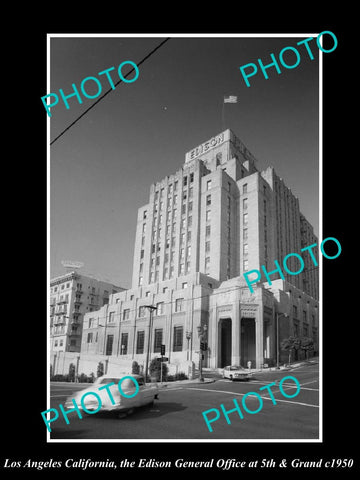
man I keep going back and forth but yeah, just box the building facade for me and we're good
[80,129,319,374]
[50,271,124,352]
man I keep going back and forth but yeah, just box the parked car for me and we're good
[222,365,252,381]
[64,374,159,418]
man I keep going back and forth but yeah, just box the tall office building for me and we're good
[80,129,319,374]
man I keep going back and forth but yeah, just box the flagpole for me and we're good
[222,96,225,130]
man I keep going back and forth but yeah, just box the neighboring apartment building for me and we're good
[80,129,319,372]
[50,271,124,352]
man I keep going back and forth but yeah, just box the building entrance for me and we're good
[240,318,256,367]
[218,318,232,367]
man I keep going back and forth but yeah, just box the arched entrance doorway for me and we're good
[218,318,232,367]
[240,317,256,367]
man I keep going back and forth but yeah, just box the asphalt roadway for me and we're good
[48,363,319,440]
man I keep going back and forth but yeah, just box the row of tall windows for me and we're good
[144,173,194,285]
[88,326,185,355]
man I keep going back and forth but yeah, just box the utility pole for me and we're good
[144,305,157,383]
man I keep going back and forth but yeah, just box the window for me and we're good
[173,326,183,351]
[182,282,188,289]
[120,333,128,355]
[243,198,248,210]
[206,194,211,206]
[205,256,210,273]
[243,259,249,271]
[179,263,185,275]
[227,182,231,192]
[66,282,70,288]
[205,240,210,253]
[175,298,184,312]
[145,291,150,297]
[142,223,146,234]
[190,172,194,183]
[174,180,178,191]
[188,201,193,212]
[303,310,307,322]
[136,330,145,354]
[138,276,143,286]
[87,333,93,343]
[188,216,192,227]
[243,243,248,256]
[108,311,115,323]
[183,176,188,186]
[139,306,146,317]
[123,308,130,320]
[293,305,298,318]
[143,210,147,219]
[243,183,247,194]
[154,329,163,353]
[163,287,168,293]
[189,187,193,198]
[207,179,212,190]
[216,152,222,165]
[156,302,164,315]
[243,228,248,240]
[206,225,211,237]
[243,213,248,225]
[206,210,211,221]
[187,231,192,242]
[54,340,58,347]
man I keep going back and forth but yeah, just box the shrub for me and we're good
[132,361,140,375]
[97,362,104,378]
[149,357,168,381]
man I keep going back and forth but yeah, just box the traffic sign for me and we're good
[156,357,168,362]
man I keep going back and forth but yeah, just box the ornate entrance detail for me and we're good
[218,318,232,368]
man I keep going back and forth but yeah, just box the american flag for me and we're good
[224,95,238,103]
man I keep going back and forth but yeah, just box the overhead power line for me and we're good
[50,37,171,146]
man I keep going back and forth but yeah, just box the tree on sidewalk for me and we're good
[281,336,300,365]
[299,336,314,360]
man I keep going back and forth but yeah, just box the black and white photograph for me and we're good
[2,18,356,475]
[48,34,321,442]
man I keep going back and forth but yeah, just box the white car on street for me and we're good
[222,365,252,381]
[65,374,159,418]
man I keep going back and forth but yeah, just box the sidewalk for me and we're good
[159,357,319,388]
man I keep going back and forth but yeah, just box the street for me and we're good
[49,363,319,440]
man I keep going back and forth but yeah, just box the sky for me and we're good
[49,35,320,289]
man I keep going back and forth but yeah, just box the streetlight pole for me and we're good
[197,324,207,382]
[144,305,157,383]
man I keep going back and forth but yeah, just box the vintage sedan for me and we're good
[222,365,252,381]
[64,374,159,418]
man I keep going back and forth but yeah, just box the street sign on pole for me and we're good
[156,357,168,362]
